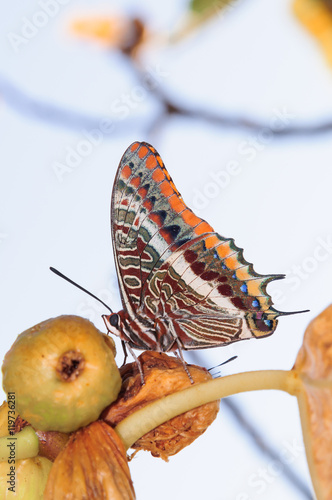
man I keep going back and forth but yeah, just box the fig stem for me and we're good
[115,369,301,450]
[0,426,39,461]
[0,370,302,461]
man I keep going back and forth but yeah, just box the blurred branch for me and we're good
[2,71,332,138]
[0,75,103,131]
[222,398,314,499]
[151,90,332,136]
[188,352,313,499]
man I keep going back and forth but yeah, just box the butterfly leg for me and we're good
[126,343,145,385]
[121,340,128,367]
[174,339,194,384]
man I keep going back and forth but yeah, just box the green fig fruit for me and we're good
[2,316,121,433]
[0,456,52,499]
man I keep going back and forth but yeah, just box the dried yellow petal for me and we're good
[71,16,146,56]
[294,305,332,500]
[293,0,332,66]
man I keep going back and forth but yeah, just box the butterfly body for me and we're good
[103,141,284,354]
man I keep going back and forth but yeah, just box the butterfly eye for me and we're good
[109,314,119,328]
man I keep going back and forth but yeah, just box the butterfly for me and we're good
[101,141,293,376]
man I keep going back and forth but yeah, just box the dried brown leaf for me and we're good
[103,351,220,461]
[44,420,135,499]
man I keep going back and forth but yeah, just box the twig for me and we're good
[0,75,103,131]
[154,93,332,136]
[2,72,332,138]
[126,54,332,137]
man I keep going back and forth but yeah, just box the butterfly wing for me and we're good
[111,141,281,345]
[145,233,282,348]
[171,315,244,349]
[111,141,213,316]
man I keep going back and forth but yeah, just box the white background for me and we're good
[1,0,331,498]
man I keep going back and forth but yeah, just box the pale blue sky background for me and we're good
[1,0,331,498]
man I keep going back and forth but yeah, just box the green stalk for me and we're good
[115,369,301,450]
[0,369,302,462]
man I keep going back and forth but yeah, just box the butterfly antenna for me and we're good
[49,267,113,313]
[208,355,238,372]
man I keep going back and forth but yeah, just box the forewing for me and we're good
[111,141,213,316]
